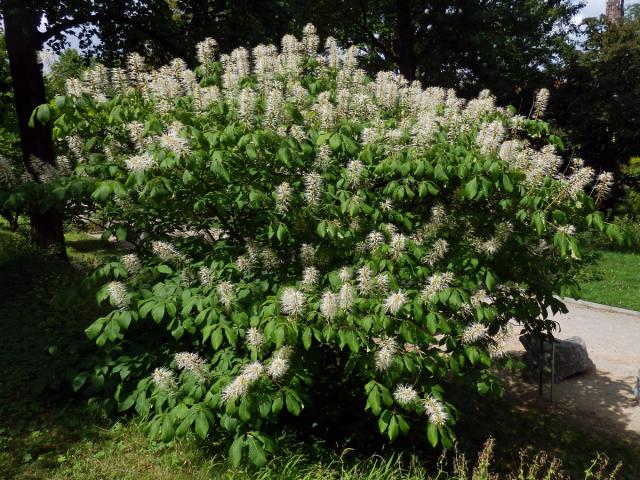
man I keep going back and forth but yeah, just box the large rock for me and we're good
[520,334,595,384]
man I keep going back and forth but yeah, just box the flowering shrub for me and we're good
[40,25,618,466]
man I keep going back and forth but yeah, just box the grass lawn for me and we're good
[578,250,640,312]
[1,226,639,479]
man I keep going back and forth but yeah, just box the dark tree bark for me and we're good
[396,0,416,81]
[2,0,67,257]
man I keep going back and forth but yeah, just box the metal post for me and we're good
[538,335,544,397]
[550,341,555,402]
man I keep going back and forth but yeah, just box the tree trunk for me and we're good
[396,0,417,81]
[1,210,19,231]
[2,0,67,258]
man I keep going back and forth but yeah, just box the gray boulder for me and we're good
[520,334,595,383]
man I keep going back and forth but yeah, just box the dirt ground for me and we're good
[502,299,640,440]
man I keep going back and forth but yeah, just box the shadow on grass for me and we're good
[65,237,112,253]
[0,233,111,478]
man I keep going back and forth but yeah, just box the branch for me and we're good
[39,13,111,42]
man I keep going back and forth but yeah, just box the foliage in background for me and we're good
[47,48,86,97]
[550,10,640,172]
[24,26,622,467]
[0,33,19,161]
[291,0,582,103]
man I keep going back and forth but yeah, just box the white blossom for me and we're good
[394,384,418,406]
[281,288,306,317]
[461,322,489,344]
[320,291,340,321]
[221,374,251,403]
[124,153,156,172]
[151,241,183,262]
[339,283,355,311]
[217,281,235,309]
[304,172,323,205]
[384,290,407,315]
[557,224,576,236]
[121,254,142,276]
[302,266,320,287]
[338,267,352,283]
[374,337,397,371]
[152,367,177,391]
[376,273,390,294]
[533,88,550,118]
[389,233,406,260]
[174,352,208,379]
[423,395,448,426]
[108,281,129,309]
[198,267,212,286]
[314,144,332,171]
[421,272,454,301]
[160,125,190,156]
[367,231,385,252]
[242,361,264,382]
[268,347,293,379]
[268,357,289,380]
[423,239,448,267]
[356,266,374,296]
[246,327,263,350]
[300,244,315,266]
[594,172,614,205]
[275,182,293,214]
[196,37,218,65]
[346,160,365,187]
[476,120,505,155]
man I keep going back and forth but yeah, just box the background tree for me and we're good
[0,32,20,229]
[293,0,582,105]
[47,48,85,96]
[550,7,640,172]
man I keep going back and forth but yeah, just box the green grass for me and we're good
[578,250,640,311]
[0,227,639,479]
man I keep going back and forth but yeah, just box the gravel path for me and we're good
[503,299,640,439]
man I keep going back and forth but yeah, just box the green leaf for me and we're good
[211,328,224,350]
[388,415,399,441]
[72,373,88,392]
[157,265,173,274]
[36,104,51,124]
[229,436,245,467]
[477,381,490,395]
[427,423,439,447]
[273,326,285,347]
[485,271,495,291]
[302,327,312,349]
[285,392,301,416]
[175,414,194,436]
[272,394,284,414]
[329,133,342,150]
[247,436,267,467]
[502,174,513,192]
[397,414,410,434]
[92,182,112,202]
[276,223,287,242]
[194,411,209,439]
[161,417,175,442]
[85,320,103,340]
[151,303,165,323]
[464,177,478,199]
[277,146,291,166]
